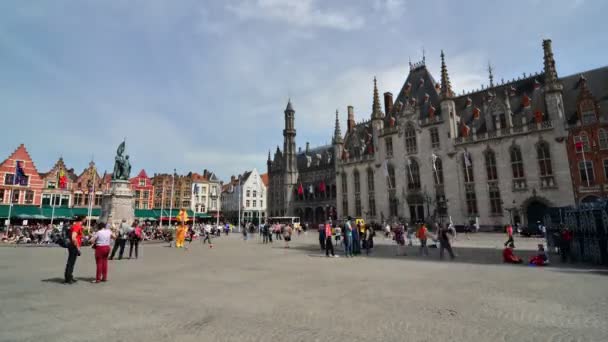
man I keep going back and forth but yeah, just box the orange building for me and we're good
[0,144,44,206]
[130,169,154,209]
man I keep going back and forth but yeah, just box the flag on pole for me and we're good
[14,161,27,185]
[319,180,326,193]
[297,183,304,196]
[574,137,584,151]
[58,168,67,189]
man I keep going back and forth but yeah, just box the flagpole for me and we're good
[237,176,241,232]
[50,197,56,226]
[87,171,96,231]
[160,180,164,229]
[581,140,591,188]
[169,169,175,228]
[7,187,13,226]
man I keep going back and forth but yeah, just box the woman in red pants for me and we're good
[89,223,116,283]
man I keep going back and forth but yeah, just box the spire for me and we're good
[372,77,382,119]
[267,150,271,161]
[440,50,454,99]
[285,98,294,112]
[542,39,561,91]
[488,62,494,88]
[333,109,343,144]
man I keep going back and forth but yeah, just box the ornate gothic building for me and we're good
[334,39,605,228]
[267,101,337,224]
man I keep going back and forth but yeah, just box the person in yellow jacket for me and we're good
[175,208,189,248]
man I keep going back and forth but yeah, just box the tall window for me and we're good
[488,184,502,215]
[599,129,608,150]
[407,159,421,190]
[341,173,348,216]
[11,190,20,203]
[253,190,257,197]
[430,128,440,148]
[510,146,525,179]
[604,160,608,181]
[139,179,146,186]
[95,194,102,206]
[253,200,257,207]
[463,153,474,183]
[433,157,444,185]
[387,164,396,189]
[367,169,376,217]
[4,174,14,185]
[25,190,34,204]
[575,132,591,153]
[354,169,362,217]
[537,142,553,176]
[579,161,595,185]
[485,150,498,181]
[246,200,250,207]
[246,190,250,197]
[465,184,478,216]
[405,123,417,154]
[389,192,398,218]
[385,137,394,158]
[74,193,83,206]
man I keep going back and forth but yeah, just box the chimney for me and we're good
[347,106,355,132]
[384,92,393,115]
[305,142,310,153]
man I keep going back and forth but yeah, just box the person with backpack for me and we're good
[64,217,85,284]
[416,223,429,256]
[109,219,129,260]
[128,220,142,259]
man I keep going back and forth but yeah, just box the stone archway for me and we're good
[294,208,304,222]
[314,207,326,224]
[304,207,314,224]
[524,200,549,228]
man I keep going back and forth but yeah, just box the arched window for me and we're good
[367,168,376,217]
[387,164,396,189]
[354,169,362,216]
[405,123,417,154]
[510,146,525,179]
[599,129,608,150]
[407,159,421,190]
[433,157,444,185]
[485,149,498,181]
[341,173,348,216]
[537,142,553,177]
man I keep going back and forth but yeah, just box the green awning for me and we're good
[0,205,43,219]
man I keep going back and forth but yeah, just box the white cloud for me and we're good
[226,0,364,31]
[373,0,406,19]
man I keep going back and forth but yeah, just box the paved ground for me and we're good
[1,233,607,342]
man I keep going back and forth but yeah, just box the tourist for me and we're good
[502,242,522,264]
[352,223,361,255]
[344,219,353,257]
[242,225,248,241]
[394,223,406,256]
[405,222,413,246]
[64,217,85,284]
[529,244,549,266]
[318,222,325,250]
[109,219,129,260]
[89,222,115,283]
[128,221,142,259]
[416,223,428,256]
[203,224,212,245]
[363,224,374,256]
[262,223,269,244]
[384,221,391,239]
[334,225,341,246]
[560,226,573,263]
[504,224,514,248]
[283,224,293,248]
[438,224,455,260]
[324,221,335,257]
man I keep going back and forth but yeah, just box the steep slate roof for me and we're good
[391,64,442,122]
[296,144,334,170]
[343,121,374,159]
[561,66,608,124]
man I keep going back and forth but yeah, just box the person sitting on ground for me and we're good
[502,242,522,264]
[529,244,550,266]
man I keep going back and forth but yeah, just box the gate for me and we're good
[543,201,608,265]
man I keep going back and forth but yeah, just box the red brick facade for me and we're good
[130,169,154,209]
[0,144,44,205]
[72,162,104,208]
[566,76,607,204]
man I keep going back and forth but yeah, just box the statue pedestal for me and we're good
[99,180,135,227]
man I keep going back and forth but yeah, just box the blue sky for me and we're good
[1,0,606,181]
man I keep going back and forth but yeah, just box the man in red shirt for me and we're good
[504,224,515,248]
[64,217,85,284]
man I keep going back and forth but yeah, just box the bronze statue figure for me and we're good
[112,141,131,180]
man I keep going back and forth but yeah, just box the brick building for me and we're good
[565,68,608,204]
[130,169,154,209]
[72,161,104,208]
[39,158,78,207]
[0,144,44,206]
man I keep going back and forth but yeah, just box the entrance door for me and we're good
[526,201,548,228]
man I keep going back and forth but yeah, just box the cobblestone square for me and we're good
[1,233,607,342]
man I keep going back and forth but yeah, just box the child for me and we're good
[529,244,549,266]
[502,242,522,264]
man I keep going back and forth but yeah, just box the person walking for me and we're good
[109,219,129,260]
[128,221,142,259]
[438,224,455,260]
[344,220,353,257]
[318,222,326,251]
[324,221,336,257]
[504,224,515,247]
[416,223,429,256]
[363,225,374,255]
[203,224,212,245]
[89,222,115,283]
[64,217,85,284]
[284,224,293,248]
[560,226,573,263]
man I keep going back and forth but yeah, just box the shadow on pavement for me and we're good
[287,241,606,271]
[41,277,66,284]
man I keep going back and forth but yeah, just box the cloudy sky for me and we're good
[1,0,606,181]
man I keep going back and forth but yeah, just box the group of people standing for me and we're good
[63,217,144,285]
[259,223,293,248]
[318,219,375,258]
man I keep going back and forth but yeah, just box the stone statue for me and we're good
[112,141,131,180]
